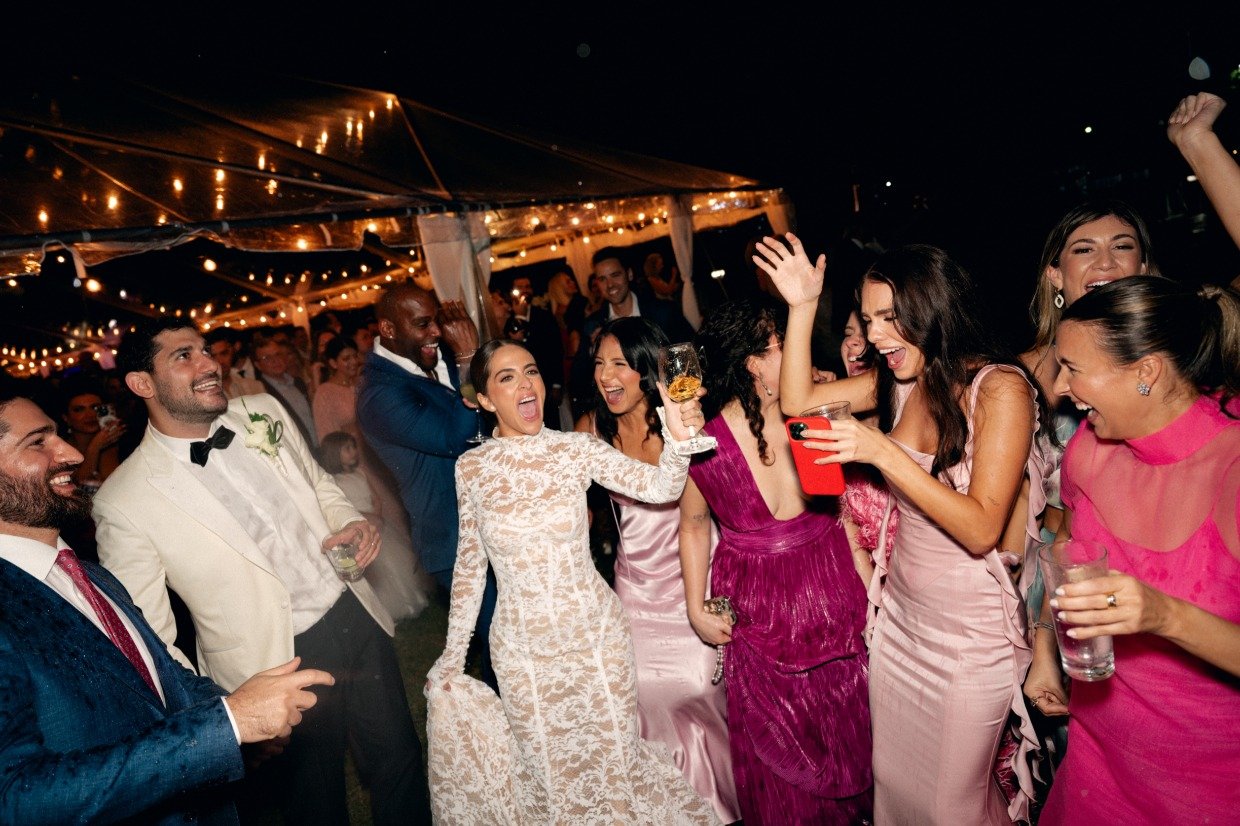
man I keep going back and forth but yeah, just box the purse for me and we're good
[703,597,736,685]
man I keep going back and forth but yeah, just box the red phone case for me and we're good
[785,415,846,496]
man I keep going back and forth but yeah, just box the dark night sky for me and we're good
[11,3,1240,335]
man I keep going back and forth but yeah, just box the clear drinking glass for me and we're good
[459,380,488,445]
[326,541,366,582]
[1037,539,1116,681]
[658,342,717,455]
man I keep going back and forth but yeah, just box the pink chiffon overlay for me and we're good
[1039,395,1240,825]
[688,415,873,825]
[610,492,739,823]
[867,365,1046,825]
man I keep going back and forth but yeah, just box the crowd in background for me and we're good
[1,91,1238,825]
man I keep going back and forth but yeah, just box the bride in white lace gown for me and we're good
[425,341,720,825]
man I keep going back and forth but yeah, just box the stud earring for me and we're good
[757,375,773,396]
[1053,291,1065,309]
[1137,382,1151,396]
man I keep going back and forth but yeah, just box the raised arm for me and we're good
[753,233,877,415]
[1168,92,1240,251]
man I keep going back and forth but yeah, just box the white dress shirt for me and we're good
[149,424,345,635]
[373,340,455,390]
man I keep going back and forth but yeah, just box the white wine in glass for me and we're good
[658,342,717,455]
[459,381,488,445]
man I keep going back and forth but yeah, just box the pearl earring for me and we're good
[1137,382,1151,396]
[757,375,773,396]
[1053,291,1065,309]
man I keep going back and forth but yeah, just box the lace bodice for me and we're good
[433,427,690,679]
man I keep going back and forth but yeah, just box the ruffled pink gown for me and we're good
[868,365,1047,825]
[688,415,872,825]
[610,493,739,823]
[1039,395,1240,824]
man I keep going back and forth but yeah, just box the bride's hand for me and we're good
[656,381,707,442]
[751,232,826,308]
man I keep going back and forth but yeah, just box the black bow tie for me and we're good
[190,426,236,466]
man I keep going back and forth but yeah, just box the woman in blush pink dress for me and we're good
[575,317,738,824]
[1024,276,1240,824]
[758,235,1056,825]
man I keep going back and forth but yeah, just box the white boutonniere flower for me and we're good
[241,400,284,459]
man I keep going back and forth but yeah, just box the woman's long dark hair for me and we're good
[695,296,786,465]
[588,317,667,448]
[866,245,1055,480]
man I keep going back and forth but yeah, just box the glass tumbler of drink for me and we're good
[326,541,366,583]
[1037,539,1115,681]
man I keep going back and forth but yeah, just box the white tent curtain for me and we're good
[417,212,492,335]
[668,195,700,330]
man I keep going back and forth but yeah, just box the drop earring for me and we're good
[1054,291,1065,309]
[757,375,773,396]
[1137,382,1151,396]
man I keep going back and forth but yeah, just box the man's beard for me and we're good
[156,373,228,424]
[0,464,92,529]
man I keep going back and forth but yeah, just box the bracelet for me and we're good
[455,350,477,361]
[1033,621,1055,633]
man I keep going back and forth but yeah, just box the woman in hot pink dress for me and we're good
[1023,276,1240,824]
[758,235,1055,824]
[574,317,738,824]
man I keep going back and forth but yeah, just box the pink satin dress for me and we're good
[610,492,740,824]
[868,365,1046,824]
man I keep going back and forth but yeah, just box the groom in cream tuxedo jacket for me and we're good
[93,319,431,826]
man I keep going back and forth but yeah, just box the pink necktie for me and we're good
[56,548,159,698]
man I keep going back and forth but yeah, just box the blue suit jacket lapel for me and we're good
[0,560,166,710]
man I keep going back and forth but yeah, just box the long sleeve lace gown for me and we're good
[425,427,719,825]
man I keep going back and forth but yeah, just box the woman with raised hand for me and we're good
[755,234,1054,824]
[425,339,719,825]
[1026,276,1240,824]
[1168,91,1240,252]
[680,297,872,825]
[574,316,738,824]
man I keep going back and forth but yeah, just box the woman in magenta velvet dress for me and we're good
[679,298,872,825]
[574,317,738,824]
[1023,276,1240,824]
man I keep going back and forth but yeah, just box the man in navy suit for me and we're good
[567,245,697,418]
[0,387,332,825]
[356,283,498,686]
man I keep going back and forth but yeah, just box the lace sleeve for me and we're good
[428,460,489,684]
[581,423,689,504]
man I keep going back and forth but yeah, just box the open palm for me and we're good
[751,232,826,307]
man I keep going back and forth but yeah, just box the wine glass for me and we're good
[459,380,488,445]
[658,342,717,455]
